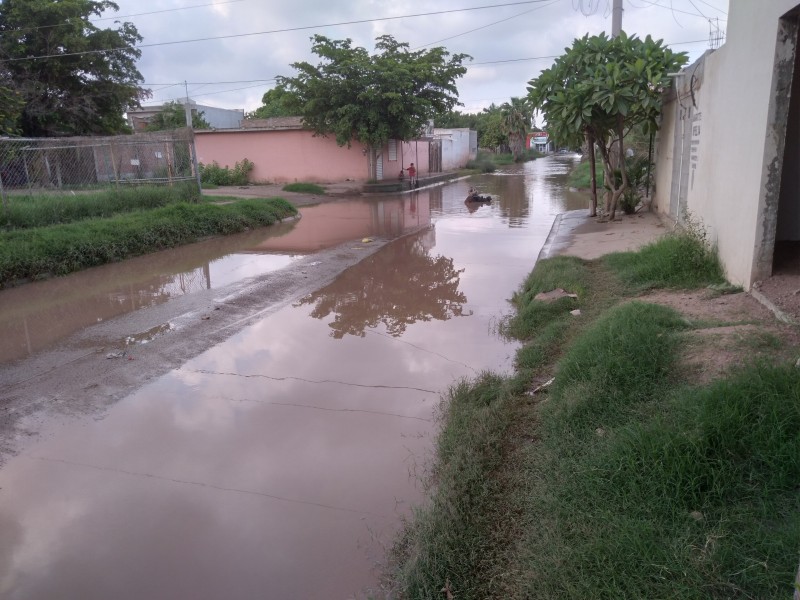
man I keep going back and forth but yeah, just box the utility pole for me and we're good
[611,0,623,37]
[184,80,202,197]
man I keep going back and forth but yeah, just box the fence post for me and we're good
[164,142,173,186]
[0,170,7,214]
[108,143,119,188]
[188,130,201,201]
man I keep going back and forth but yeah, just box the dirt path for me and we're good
[203,181,365,207]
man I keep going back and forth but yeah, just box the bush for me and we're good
[199,158,254,186]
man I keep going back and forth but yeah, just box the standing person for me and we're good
[407,162,416,188]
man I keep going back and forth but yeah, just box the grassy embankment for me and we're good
[567,157,605,189]
[389,231,800,599]
[466,149,544,173]
[0,184,297,287]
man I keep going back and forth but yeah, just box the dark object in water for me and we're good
[466,193,492,203]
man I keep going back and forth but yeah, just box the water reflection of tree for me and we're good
[298,230,469,338]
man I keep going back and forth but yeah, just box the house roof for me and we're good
[240,116,305,130]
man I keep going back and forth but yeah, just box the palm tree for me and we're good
[501,97,531,160]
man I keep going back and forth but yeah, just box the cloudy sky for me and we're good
[98,0,729,116]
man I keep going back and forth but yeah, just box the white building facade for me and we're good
[654,0,800,288]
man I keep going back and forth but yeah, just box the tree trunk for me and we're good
[586,128,597,217]
[367,146,378,180]
[607,115,629,221]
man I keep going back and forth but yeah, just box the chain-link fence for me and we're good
[0,128,199,204]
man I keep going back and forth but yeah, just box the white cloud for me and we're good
[106,0,728,112]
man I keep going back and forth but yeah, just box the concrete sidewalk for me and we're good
[539,209,669,260]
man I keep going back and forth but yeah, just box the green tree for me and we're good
[245,86,299,119]
[145,101,210,131]
[0,79,24,135]
[476,104,507,151]
[433,110,478,130]
[528,32,686,219]
[0,0,148,137]
[501,97,532,160]
[278,34,469,179]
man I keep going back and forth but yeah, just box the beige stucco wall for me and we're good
[195,129,430,183]
[654,0,800,288]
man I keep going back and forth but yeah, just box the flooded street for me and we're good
[0,157,586,599]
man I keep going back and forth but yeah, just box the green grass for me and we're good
[0,197,296,286]
[389,244,800,599]
[567,158,604,189]
[465,150,542,174]
[521,359,800,599]
[1,183,199,230]
[389,373,532,599]
[605,231,726,290]
[282,182,326,195]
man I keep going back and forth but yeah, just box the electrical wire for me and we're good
[414,0,559,49]
[0,0,560,63]
[0,0,248,35]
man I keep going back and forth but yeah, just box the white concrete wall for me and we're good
[197,105,244,129]
[434,128,475,170]
[654,0,800,288]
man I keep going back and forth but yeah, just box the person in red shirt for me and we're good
[407,163,416,188]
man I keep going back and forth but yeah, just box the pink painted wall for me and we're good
[195,129,430,183]
[252,193,433,253]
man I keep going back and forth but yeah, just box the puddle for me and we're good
[123,322,176,346]
[0,195,432,364]
[0,157,588,599]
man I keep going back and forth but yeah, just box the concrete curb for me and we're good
[748,288,797,325]
[537,209,592,261]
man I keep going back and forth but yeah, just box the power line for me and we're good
[631,0,726,21]
[692,0,726,15]
[92,0,247,22]
[0,0,559,63]
[0,0,248,35]
[415,0,560,49]
[140,37,711,93]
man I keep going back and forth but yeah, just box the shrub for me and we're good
[199,158,254,186]
[282,182,325,195]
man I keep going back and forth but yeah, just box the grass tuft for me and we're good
[605,230,725,290]
[282,182,326,195]
[390,373,528,599]
[505,256,589,340]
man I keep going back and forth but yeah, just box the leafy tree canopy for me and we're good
[527,32,687,218]
[278,34,469,154]
[0,0,148,136]
[433,103,523,152]
[501,96,532,159]
[145,101,210,131]
[245,85,300,120]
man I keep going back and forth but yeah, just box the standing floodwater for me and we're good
[0,157,586,599]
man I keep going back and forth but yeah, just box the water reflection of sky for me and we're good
[0,157,591,599]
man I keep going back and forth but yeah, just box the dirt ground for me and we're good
[641,289,800,384]
[203,181,366,206]
[543,209,800,384]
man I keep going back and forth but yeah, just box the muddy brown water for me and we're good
[0,157,587,599]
